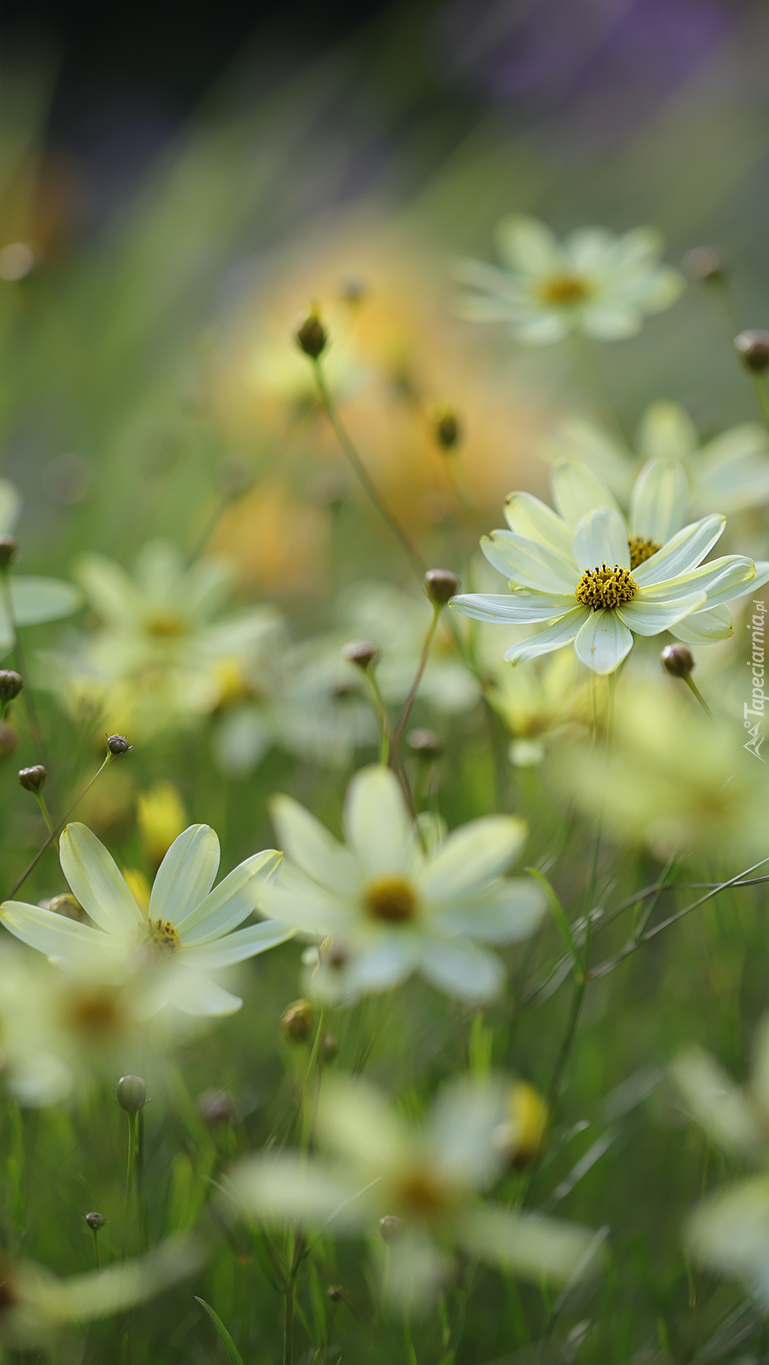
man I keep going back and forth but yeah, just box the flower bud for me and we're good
[682,245,725,283]
[116,1075,147,1113]
[735,329,769,373]
[0,671,22,703]
[106,733,132,756]
[661,643,694,679]
[196,1088,238,1125]
[295,311,328,359]
[45,893,86,921]
[493,1083,549,1169]
[433,408,461,451]
[0,723,17,757]
[280,999,314,1044]
[321,1033,339,1063]
[407,728,443,759]
[0,537,18,570]
[425,568,460,606]
[327,1284,344,1302]
[85,1212,105,1231]
[379,1214,405,1244]
[342,640,380,670]
[18,765,47,792]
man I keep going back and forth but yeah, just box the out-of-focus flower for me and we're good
[451,490,753,673]
[137,781,188,869]
[0,1236,201,1350]
[258,764,544,1002]
[486,649,591,766]
[454,216,683,345]
[228,1073,601,1311]
[0,478,82,654]
[546,401,769,517]
[672,1017,769,1304]
[1,823,291,1016]
[551,682,769,863]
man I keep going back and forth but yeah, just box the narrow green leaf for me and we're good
[526,868,584,981]
[194,1296,245,1365]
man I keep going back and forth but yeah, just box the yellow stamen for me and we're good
[141,918,181,954]
[575,563,638,611]
[363,875,418,924]
[538,274,590,306]
[144,613,188,638]
[628,536,661,570]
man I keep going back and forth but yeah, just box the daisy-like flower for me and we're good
[450,473,757,672]
[228,1073,602,1312]
[257,764,544,1002]
[546,400,769,515]
[454,215,684,345]
[0,823,292,1016]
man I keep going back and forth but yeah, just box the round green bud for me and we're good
[735,329,769,373]
[661,643,694,679]
[0,671,23,703]
[321,1033,339,1063]
[682,246,725,283]
[116,1075,147,1113]
[425,568,460,606]
[327,1284,344,1302]
[196,1088,238,1125]
[295,311,328,359]
[18,765,47,792]
[379,1214,405,1243]
[85,1212,105,1231]
[281,999,314,1044]
[342,640,380,670]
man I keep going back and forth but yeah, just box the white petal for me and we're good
[630,459,688,544]
[0,899,115,966]
[572,507,630,572]
[269,795,360,894]
[229,1152,364,1229]
[545,416,633,500]
[515,312,570,345]
[343,765,413,875]
[60,823,143,932]
[638,401,698,460]
[551,459,621,526]
[317,1074,409,1169]
[503,492,574,556]
[418,937,504,1000]
[574,611,633,674]
[259,865,351,935]
[644,556,754,609]
[458,1205,603,1284]
[617,592,706,636]
[696,423,769,513]
[177,850,283,942]
[163,968,242,1016]
[480,531,576,593]
[429,1076,507,1188]
[150,825,220,924]
[503,608,589,665]
[669,604,733,644]
[10,577,83,625]
[581,304,641,339]
[181,920,295,969]
[450,591,575,625]
[633,515,726,586]
[429,879,545,943]
[344,936,420,993]
[494,215,563,274]
[420,816,527,897]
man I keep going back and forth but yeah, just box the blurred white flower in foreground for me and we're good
[0,477,82,656]
[0,1235,200,1350]
[672,1017,769,1303]
[258,764,544,1002]
[454,216,683,345]
[1,823,291,1016]
[451,486,754,673]
[228,1073,602,1311]
[547,401,769,516]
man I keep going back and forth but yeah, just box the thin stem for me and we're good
[283,1284,294,1365]
[0,570,53,798]
[362,667,392,765]
[389,605,441,756]
[683,673,713,718]
[4,750,115,900]
[312,358,425,578]
[91,1228,101,1270]
[123,1111,138,1255]
[750,372,769,434]
[33,790,56,840]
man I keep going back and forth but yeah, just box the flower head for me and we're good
[258,764,544,1002]
[1,823,291,1016]
[454,216,683,345]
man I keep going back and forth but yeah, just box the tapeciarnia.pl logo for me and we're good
[744,599,766,760]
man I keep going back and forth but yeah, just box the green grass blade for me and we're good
[194,1296,245,1365]
[526,868,584,981]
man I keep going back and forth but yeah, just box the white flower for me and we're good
[228,1073,602,1312]
[258,764,544,1003]
[454,216,684,345]
[450,476,757,672]
[547,400,769,516]
[0,823,291,1016]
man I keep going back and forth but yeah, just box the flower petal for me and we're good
[551,459,621,527]
[60,823,144,932]
[343,765,414,875]
[574,611,633,674]
[480,531,576,593]
[420,816,527,897]
[418,937,504,1000]
[429,878,545,943]
[259,864,352,935]
[0,899,116,968]
[629,459,688,544]
[572,507,630,572]
[504,608,589,665]
[344,936,421,994]
[638,401,697,460]
[643,556,754,609]
[10,577,83,626]
[633,515,726,586]
[318,1074,410,1169]
[450,591,575,625]
[269,795,360,894]
[458,1205,604,1284]
[494,215,563,274]
[229,1152,364,1229]
[181,920,295,969]
[503,493,574,557]
[669,604,733,643]
[161,968,242,1016]
[177,850,283,942]
[149,825,220,924]
[617,592,706,636]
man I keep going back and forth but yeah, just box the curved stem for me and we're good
[389,605,441,755]
[4,750,115,900]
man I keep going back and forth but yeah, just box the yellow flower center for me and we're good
[538,274,591,306]
[141,917,181,955]
[63,987,125,1039]
[628,536,661,570]
[363,875,418,924]
[575,563,638,611]
[144,613,188,638]
[394,1167,458,1221]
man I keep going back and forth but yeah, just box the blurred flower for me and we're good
[546,401,769,517]
[551,682,769,862]
[1,823,291,1016]
[259,763,544,1002]
[228,1073,601,1311]
[451,494,753,673]
[0,477,82,654]
[138,781,187,869]
[486,649,591,766]
[454,216,683,345]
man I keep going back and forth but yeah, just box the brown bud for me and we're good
[0,537,18,570]
[735,329,769,373]
[342,640,380,670]
[327,1284,344,1302]
[661,643,694,679]
[196,1088,238,1125]
[45,894,86,921]
[295,311,327,359]
[0,671,22,703]
[682,246,726,283]
[379,1215,405,1244]
[281,999,314,1044]
[0,724,16,757]
[321,1033,339,1063]
[106,734,132,755]
[407,728,443,759]
[84,1212,105,1231]
[18,764,47,792]
[433,409,461,451]
[425,568,460,606]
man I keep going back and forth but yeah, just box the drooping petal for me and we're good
[572,507,630,572]
[418,937,504,1000]
[632,515,726,586]
[0,899,117,968]
[149,825,220,924]
[617,592,706,636]
[420,816,527,897]
[177,850,283,942]
[429,879,545,943]
[669,604,733,644]
[60,823,144,932]
[450,590,575,626]
[630,459,688,544]
[481,531,577,593]
[574,611,633,674]
[503,608,589,665]
[269,795,359,894]
[343,765,414,875]
[180,920,295,970]
[457,1204,604,1284]
[503,493,574,557]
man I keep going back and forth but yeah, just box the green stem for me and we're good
[91,1228,101,1270]
[683,673,713,718]
[312,358,425,578]
[4,750,115,900]
[363,667,392,765]
[123,1110,138,1253]
[283,1283,295,1365]
[0,569,52,796]
[33,790,56,840]
[750,372,769,434]
[389,605,441,755]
